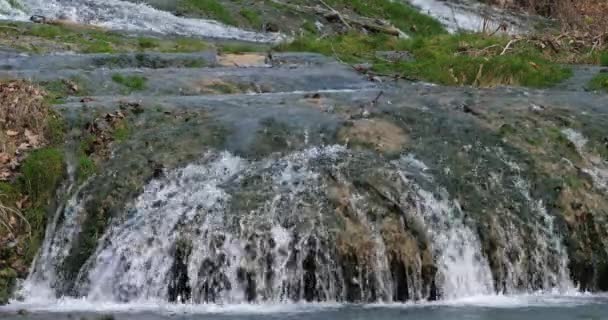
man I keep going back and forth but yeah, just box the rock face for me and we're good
[2,49,607,304]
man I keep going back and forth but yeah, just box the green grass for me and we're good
[588,73,608,92]
[179,0,235,25]
[113,124,131,142]
[324,0,446,37]
[219,42,267,54]
[138,37,160,49]
[279,32,572,88]
[600,52,608,67]
[19,148,65,206]
[240,8,262,27]
[111,74,148,92]
[0,21,209,54]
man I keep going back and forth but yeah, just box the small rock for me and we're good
[354,63,372,72]
[29,15,47,24]
[5,130,19,137]
[263,22,279,33]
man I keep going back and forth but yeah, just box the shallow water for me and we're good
[2,295,608,320]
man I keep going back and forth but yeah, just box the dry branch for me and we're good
[269,0,407,37]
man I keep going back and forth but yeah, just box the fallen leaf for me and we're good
[6,130,19,137]
[528,61,540,69]
[24,129,40,147]
[16,195,30,210]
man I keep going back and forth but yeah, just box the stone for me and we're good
[29,15,47,24]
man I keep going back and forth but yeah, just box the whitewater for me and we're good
[0,0,282,42]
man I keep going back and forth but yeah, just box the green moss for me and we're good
[41,77,90,104]
[161,38,209,53]
[111,74,148,93]
[588,73,608,92]
[179,0,235,25]
[138,37,160,50]
[219,42,267,54]
[113,124,131,142]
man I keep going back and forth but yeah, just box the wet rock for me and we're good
[338,118,408,153]
[29,15,47,24]
[168,239,192,303]
[263,22,279,33]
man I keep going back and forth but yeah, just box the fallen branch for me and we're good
[269,0,407,37]
[500,38,520,55]
[319,0,351,29]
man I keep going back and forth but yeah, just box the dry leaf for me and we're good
[6,130,19,137]
[24,129,40,147]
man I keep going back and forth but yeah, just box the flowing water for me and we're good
[0,0,282,42]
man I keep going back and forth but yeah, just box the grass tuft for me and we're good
[600,52,608,66]
[588,73,608,92]
[111,74,148,93]
[179,0,235,25]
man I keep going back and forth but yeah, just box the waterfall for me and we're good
[21,145,574,304]
[0,0,282,42]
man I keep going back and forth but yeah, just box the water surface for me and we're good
[2,294,607,320]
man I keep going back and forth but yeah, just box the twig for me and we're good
[473,64,484,87]
[319,0,352,29]
[268,0,406,37]
[372,91,384,106]
[501,39,520,55]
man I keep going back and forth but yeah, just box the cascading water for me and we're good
[0,0,282,42]
[405,0,532,34]
[20,144,576,304]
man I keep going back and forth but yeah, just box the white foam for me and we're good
[0,0,283,43]
[5,293,607,314]
[405,0,527,34]
[2,298,344,314]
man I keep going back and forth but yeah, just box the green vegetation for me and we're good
[588,73,608,92]
[179,0,235,25]
[111,74,148,92]
[41,77,90,104]
[0,268,17,305]
[113,124,131,142]
[219,42,267,54]
[19,148,65,207]
[0,21,209,54]
[279,32,572,87]
[323,0,446,37]
[601,52,608,67]
[240,8,262,27]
